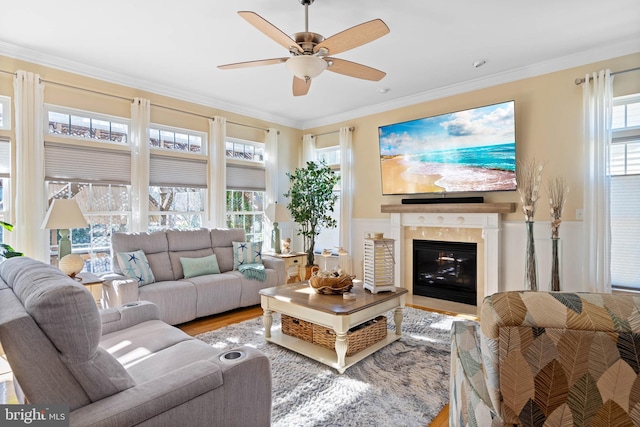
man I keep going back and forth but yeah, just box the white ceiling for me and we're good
[1,1,639,129]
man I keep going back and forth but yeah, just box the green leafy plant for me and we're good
[0,221,24,259]
[284,161,339,266]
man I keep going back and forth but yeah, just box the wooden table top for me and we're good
[259,282,408,315]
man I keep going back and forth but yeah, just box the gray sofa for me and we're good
[0,257,272,427]
[103,228,286,325]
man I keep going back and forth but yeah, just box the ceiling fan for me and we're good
[217,0,390,96]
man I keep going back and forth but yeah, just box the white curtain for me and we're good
[265,128,279,205]
[339,126,354,274]
[208,116,227,228]
[301,133,316,166]
[264,128,279,251]
[12,71,48,262]
[130,98,150,233]
[582,69,613,293]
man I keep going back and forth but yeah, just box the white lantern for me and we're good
[363,237,395,294]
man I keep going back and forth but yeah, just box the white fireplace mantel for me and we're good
[382,203,516,300]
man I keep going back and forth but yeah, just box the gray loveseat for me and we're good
[103,228,285,325]
[0,257,272,427]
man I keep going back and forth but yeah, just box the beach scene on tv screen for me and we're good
[379,101,516,195]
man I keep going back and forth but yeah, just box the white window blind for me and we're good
[227,164,265,191]
[0,139,10,178]
[149,154,207,188]
[45,142,131,184]
[611,174,640,288]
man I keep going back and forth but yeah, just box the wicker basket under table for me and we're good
[312,316,387,356]
[281,314,314,342]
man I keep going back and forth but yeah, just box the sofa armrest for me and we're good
[101,275,139,308]
[100,301,160,335]
[450,320,499,427]
[262,256,285,285]
[69,360,224,427]
[209,345,272,427]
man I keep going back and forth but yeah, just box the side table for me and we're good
[267,252,307,284]
[76,272,105,308]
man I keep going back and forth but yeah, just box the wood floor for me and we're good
[1,303,453,426]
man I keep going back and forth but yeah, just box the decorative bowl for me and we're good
[308,274,356,295]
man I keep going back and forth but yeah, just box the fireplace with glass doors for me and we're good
[412,240,477,306]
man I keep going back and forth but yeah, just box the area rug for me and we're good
[196,307,459,427]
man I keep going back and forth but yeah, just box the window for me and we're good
[226,190,265,242]
[148,124,207,230]
[226,139,264,162]
[0,95,10,130]
[149,125,204,153]
[610,93,640,290]
[148,186,204,231]
[46,106,128,144]
[314,146,341,255]
[0,139,10,244]
[47,182,131,274]
[225,138,266,243]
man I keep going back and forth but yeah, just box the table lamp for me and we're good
[267,202,291,254]
[41,199,89,262]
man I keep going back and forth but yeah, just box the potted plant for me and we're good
[284,161,340,272]
[0,221,23,259]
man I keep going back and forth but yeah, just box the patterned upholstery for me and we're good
[451,291,640,427]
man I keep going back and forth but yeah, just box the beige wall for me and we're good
[307,52,640,222]
[2,52,639,219]
[0,54,303,205]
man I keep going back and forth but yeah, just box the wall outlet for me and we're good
[576,209,584,220]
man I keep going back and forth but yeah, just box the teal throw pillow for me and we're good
[116,250,155,286]
[180,254,221,279]
[232,241,263,270]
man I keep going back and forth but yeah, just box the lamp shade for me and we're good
[41,199,88,230]
[266,202,291,223]
[286,56,327,80]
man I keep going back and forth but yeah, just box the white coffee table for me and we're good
[259,282,408,374]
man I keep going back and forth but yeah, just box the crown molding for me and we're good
[0,41,303,129]
[301,36,640,129]
[1,36,638,132]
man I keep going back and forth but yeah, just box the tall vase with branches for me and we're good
[517,159,544,291]
[548,177,568,291]
[284,161,340,268]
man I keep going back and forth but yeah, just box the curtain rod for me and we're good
[574,66,640,85]
[313,126,355,137]
[1,67,276,133]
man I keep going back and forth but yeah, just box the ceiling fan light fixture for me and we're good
[286,55,327,80]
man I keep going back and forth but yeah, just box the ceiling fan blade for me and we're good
[314,19,389,56]
[292,77,311,96]
[325,58,386,81]
[238,11,303,53]
[218,58,289,70]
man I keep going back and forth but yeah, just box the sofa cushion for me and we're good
[232,241,263,270]
[111,231,169,275]
[167,229,212,251]
[117,250,155,286]
[169,248,214,279]
[184,274,243,318]
[214,247,235,273]
[181,254,221,279]
[210,228,245,248]
[138,280,198,325]
[145,251,174,282]
[101,319,194,366]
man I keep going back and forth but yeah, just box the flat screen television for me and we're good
[378,100,516,196]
